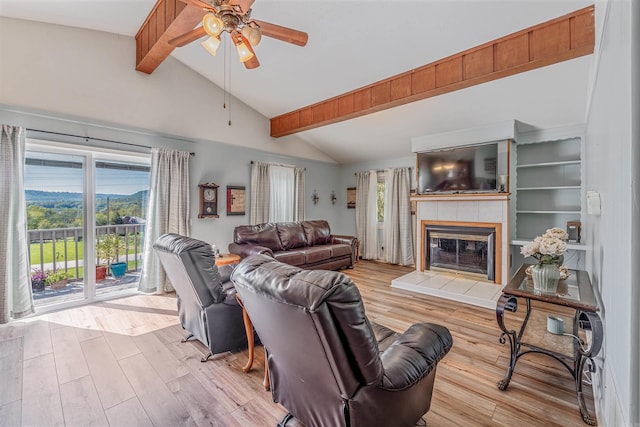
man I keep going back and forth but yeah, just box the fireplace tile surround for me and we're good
[392,193,509,309]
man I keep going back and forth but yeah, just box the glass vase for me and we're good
[531,263,560,293]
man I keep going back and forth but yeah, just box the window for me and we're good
[377,175,385,223]
[269,165,295,222]
[25,140,150,308]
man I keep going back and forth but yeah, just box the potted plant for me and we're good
[45,269,71,289]
[96,233,127,278]
[31,269,47,292]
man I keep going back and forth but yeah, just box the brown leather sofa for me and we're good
[153,233,248,361]
[228,220,358,270]
[231,254,453,427]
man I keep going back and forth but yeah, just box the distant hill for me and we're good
[26,190,148,204]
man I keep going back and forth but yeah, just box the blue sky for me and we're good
[25,158,150,196]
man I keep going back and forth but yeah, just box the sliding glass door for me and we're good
[94,159,149,298]
[25,150,86,306]
[25,141,150,309]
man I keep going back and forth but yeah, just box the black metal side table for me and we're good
[496,264,603,425]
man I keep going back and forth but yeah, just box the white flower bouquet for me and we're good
[520,227,568,265]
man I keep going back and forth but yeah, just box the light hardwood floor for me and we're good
[0,261,596,427]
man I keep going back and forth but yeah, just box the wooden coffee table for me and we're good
[235,293,270,390]
[215,253,240,266]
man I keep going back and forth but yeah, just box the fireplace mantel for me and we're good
[411,193,510,202]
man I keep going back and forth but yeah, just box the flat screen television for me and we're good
[417,143,499,194]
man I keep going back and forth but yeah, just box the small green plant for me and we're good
[45,269,71,286]
[96,233,125,267]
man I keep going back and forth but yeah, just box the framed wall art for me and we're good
[226,185,246,216]
[347,187,356,209]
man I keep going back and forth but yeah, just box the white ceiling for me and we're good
[0,0,596,164]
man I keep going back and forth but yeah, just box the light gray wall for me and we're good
[335,156,415,235]
[0,104,343,251]
[0,15,346,251]
[584,1,638,425]
[0,16,335,164]
[189,141,343,249]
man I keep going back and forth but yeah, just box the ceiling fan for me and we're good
[169,0,308,69]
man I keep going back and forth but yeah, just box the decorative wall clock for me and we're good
[198,182,219,218]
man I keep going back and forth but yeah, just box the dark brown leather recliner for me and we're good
[231,254,453,427]
[153,233,247,361]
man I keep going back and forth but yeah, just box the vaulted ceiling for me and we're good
[0,0,597,164]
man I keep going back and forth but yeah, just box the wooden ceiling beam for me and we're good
[135,0,206,74]
[270,5,595,138]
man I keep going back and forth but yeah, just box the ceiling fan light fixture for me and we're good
[201,35,221,56]
[202,13,224,37]
[233,32,255,63]
[241,26,262,46]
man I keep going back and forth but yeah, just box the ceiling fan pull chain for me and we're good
[223,38,227,110]
[228,50,232,126]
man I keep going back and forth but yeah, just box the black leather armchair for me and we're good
[153,233,247,361]
[231,254,453,427]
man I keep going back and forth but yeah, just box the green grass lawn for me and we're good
[30,238,142,274]
[30,239,84,265]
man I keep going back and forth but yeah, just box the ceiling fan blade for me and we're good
[169,26,207,47]
[229,0,255,15]
[252,20,308,47]
[244,55,260,69]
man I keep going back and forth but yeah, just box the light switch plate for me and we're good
[587,191,601,216]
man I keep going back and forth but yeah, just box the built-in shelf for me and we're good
[517,186,581,191]
[512,135,584,247]
[516,210,581,214]
[517,160,581,168]
[511,239,587,251]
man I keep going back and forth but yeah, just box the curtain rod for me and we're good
[354,169,385,175]
[354,167,412,176]
[251,160,304,170]
[26,128,195,156]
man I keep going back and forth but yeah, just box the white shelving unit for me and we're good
[513,136,583,241]
[510,126,586,272]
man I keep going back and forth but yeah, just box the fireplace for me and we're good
[423,222,500,282]
[420,221,502,283]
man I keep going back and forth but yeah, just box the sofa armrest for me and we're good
[228,242,274,259]
[378,323,453,391]
[330,235,359,263]
[330,234,357,246]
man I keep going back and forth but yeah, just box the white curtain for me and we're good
[0,125,34,323]
[250,162,305,224]
[355,171,379,260]
[250,161,270,224]
[383,167,414,266]
[293,167,305,221]
[138,148,191,293]
[270,165,295,222]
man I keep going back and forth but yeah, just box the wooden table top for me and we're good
[215,253,240,266]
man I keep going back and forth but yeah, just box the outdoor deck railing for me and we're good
[28,224,145,278]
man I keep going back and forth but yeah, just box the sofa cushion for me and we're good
[328,243,352,258]
[273,250,306,266]
[301,220,331,245]
[234,223,283,252]
[276,222,308,250]
[301,246,332,264]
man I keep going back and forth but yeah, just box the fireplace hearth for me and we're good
[425,225,496,281]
